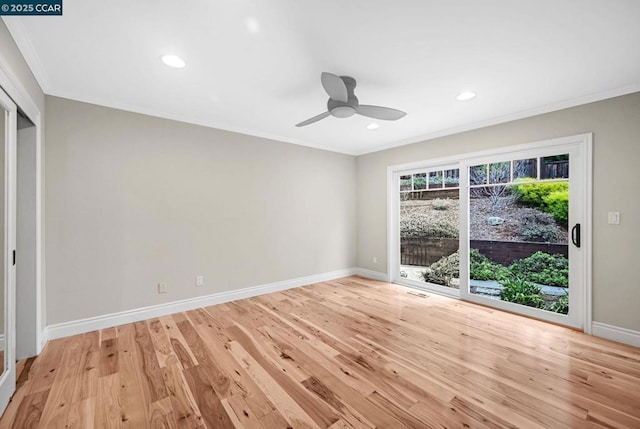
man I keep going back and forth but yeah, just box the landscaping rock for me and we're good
[487,216,505,225]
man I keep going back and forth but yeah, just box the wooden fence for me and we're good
[400,237,568,266]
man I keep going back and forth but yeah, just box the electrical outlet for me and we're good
[196,275,204,286]
[372,256,377,264]
[157,282,168,294]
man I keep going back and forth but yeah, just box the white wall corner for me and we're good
[592,322,640,348]
[42,268,359,343]
[355,268,389,282]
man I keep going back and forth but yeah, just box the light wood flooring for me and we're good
[1,276,639,428]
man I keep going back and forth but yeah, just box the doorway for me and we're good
[389,134,592,330]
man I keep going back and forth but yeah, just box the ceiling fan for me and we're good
[295,72,407,127]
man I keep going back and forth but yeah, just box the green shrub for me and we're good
[546,293,569,315]
[445,177,460,187]
[400,213,458,238]
[423,251,459,286]
[413,176,426,189]
[512,180,567,206]
[543,190,569,225]
[511,180,569,225]
[469,249,509,281]
[429,174,443,186]
[509,251,568,287]
[521,224,561,242]
[519,212,561,242]
[499,277,545,308]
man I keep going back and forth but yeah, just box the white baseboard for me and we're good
[355,268,389,282]
[592,322,640,348]
[44,268,358,342]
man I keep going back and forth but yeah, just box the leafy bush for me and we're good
[519,212,561,242]
[431,198,450,211]
[543,190,569,225]
[445,177,460,187]
[413,176,426,189]
[546,293,569,314]
[512,180,567,206]
[521,224,561,242]
[511,180,569,225]
[423,251,459,286]
[400,213,458,238]
[429,174,443,186]
[499,277,545,308]
[469,249,509,281]
[509,251,568,287]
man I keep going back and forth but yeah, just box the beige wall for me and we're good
[45,96,357,324]
[357,92,640,332]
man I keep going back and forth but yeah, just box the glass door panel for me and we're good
[466,152,574,322]
[398,167,460,294]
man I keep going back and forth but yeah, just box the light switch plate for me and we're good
[607,212,620,225]
[157,282,168,294]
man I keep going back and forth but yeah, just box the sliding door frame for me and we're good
[388,161,461,297]
[387,133,593,332]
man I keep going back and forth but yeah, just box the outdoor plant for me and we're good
[521,224,561,242]
[543,190,569,225]
[546,293,569,315]
[413,175,427,189]
[499,277,545,309]
[431,198,450,211]
[511,180,569,225]
[469,249,509,281]
[429,174,443,186]
[423,251,459,286]
[519,212,561,242]
[400,213,458,238]
[444,177,460,187]
[509,251,568,287]
[469,163,517,216]
[511,179,567,205]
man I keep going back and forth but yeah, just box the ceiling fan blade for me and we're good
[356,105,407,120]
[321,72,348,103]
[295,111,331,127]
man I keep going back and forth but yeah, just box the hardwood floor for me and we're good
[1,276,639,428]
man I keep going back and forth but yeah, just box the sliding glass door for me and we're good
[390,135,590,329]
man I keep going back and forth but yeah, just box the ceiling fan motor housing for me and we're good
[328,97,358,118]
[328,76,358,118]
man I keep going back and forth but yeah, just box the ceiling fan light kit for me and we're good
[296,72,406,127]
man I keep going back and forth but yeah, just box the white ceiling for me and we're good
[4,0,640,155]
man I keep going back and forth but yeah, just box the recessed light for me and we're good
[245,17,260,33]
[456,91,476,101]
[367,123,379,130]
[161,55,186,68]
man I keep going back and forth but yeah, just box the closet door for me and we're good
[0,86,17,413]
